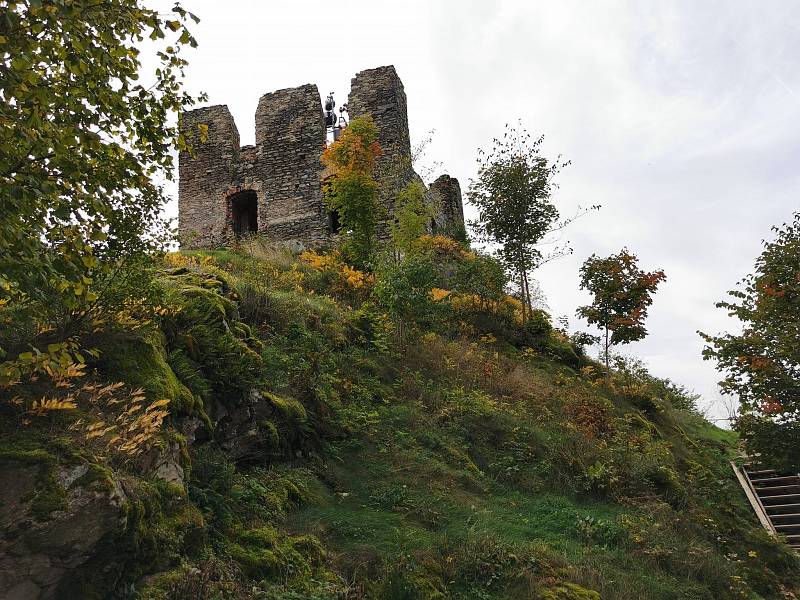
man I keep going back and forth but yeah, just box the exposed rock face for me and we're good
[214,389,281,463]
[178,65,466,249]
[140,442,185,488]
[0,461,127,600]
[137,417,201,488]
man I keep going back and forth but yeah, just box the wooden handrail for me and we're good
[731,461,777,536]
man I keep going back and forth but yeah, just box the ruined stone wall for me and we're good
[178,65,466,249]
[348,65,414,229]
[254,84,328,246]
[178,105,241,248]
[429,174,466,236]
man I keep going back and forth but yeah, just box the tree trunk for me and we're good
[604,326,610,380]
[518,251,528,326]
[522,270,532,315]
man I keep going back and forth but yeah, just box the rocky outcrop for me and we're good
[137,417,202,488]
[139,442,186,488]
[0,459,127,600]
[214,389,284,463]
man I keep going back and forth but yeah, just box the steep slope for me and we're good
[2,243,798,600]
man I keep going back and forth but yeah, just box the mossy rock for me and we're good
[539,582,601,600]
[263,391,308,424]
[0,447,64,524]
[226,525,324,581]
[0,446,134,599]
[259,419,281,450]
[94,330,200,417]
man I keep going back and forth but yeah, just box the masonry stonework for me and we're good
[178,65,465,249]
[429,175,466,236]
[348,66,413,206]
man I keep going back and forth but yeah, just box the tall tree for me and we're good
[700,214,800,466]
[0,0,202,309]
[467,123,587,324]
[322,116,382,268]
[577,249,666,374]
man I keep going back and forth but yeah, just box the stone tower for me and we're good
[178,65,465,249]
[348,66,413,196]
[429,175,466,236]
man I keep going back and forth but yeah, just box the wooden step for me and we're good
[734,462,800,553]
[766,502,800,511]
[751,476,799,485]
[747,469,778,476]
[759,494,800,505]
[768,513,800,520]
[754,484,800,496]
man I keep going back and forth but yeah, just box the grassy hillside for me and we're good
[2,240,798,600]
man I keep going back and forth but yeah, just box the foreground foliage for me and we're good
[0,0,202,306]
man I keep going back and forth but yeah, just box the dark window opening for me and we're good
[229,190,258,235]
[329,209,342,234]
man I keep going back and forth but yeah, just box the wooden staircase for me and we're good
[733,462,800,551]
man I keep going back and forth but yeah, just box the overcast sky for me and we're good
[167,0,800,421]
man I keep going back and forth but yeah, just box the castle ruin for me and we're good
[178,65,465,248]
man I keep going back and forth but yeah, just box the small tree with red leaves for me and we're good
[577,249,666,375]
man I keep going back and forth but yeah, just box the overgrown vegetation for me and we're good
[322,115,383,268]
[2,237,798,598]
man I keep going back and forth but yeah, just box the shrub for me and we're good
[374,254,440,345]
[299,250,373,305]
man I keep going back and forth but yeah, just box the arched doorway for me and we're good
[228,190,258,235]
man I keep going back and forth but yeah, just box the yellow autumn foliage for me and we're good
[300,250,374,300]
[429,288,526,325]
[416,234,475,261]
